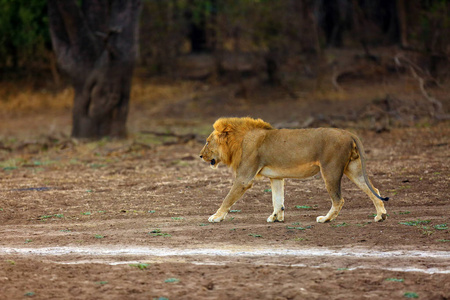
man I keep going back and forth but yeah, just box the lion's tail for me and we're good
[351,134,389,202]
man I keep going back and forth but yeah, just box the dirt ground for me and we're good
[0,79,449,299]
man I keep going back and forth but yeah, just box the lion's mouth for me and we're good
[209,158,219,169]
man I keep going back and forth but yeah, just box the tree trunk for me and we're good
[396,0,408,48]
[48,0,141,139]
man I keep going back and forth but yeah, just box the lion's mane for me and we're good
[213,117,273,170]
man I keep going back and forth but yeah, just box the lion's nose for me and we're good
[200,155,203,158]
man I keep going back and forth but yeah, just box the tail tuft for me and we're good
[380,196,389,201]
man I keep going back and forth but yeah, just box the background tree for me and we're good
[1,1,448,125]
[48,0,142,138]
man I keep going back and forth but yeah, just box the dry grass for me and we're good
[130,78,197,105]
[0,78,197,114]
[0,85,73,113]
[1,70,444,114]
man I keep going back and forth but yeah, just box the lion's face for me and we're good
[200,132,222,169]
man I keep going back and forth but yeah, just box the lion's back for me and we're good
[257,128,354,164]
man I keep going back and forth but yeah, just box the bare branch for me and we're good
[331,64,343,92]
[409,66,443,116]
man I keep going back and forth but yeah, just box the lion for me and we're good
[199,117,389,224]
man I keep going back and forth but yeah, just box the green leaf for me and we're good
[385,278,404,282]
[130,263,149,270]
[39,214,64,220]
[286,225,312,230]
[149,229,171,237]
[165,278,180,283]
[434,224,448,230]
[331,222,348,227]
[3,167,17,171]
[248,233,262,238]
[399,219,431,226]
[404,292,418,298]
[295,205,312,209]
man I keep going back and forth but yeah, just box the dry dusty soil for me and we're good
[0,86,449,299]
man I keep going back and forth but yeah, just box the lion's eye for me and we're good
[206,142,209,146]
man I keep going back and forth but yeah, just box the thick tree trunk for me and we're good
[71,63,132,137]
[48,0,141,139]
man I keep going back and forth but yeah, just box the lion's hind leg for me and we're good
[345,159,387,222]
[267,178,285,222]
[316,164,345,223]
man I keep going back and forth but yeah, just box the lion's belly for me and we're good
[259,163,320,179]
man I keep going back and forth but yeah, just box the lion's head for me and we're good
[200,117,273,170]
[199,131,222,169]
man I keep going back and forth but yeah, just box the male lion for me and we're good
[200,117,389,223]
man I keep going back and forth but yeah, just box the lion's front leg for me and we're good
[208,212,228,223]
[267,178,285,222]
[209,180,253,223]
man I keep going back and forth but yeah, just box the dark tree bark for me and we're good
[318,0,349,47]
[48,0,142,138]
[185,3,207,53]
[396,0,408,48]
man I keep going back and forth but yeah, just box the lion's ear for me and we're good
[213,118,232,134]
[221,124,232,133]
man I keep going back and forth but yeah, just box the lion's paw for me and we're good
[267,211,284,223]
[208,212,227,223]
[316,216,330,223]
[374,213,387,222]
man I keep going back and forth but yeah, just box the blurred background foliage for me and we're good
[0,0,449,85]
[0,0,50,78]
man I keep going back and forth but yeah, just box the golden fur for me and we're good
[213,117,273,170]
[200,117,388,224]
